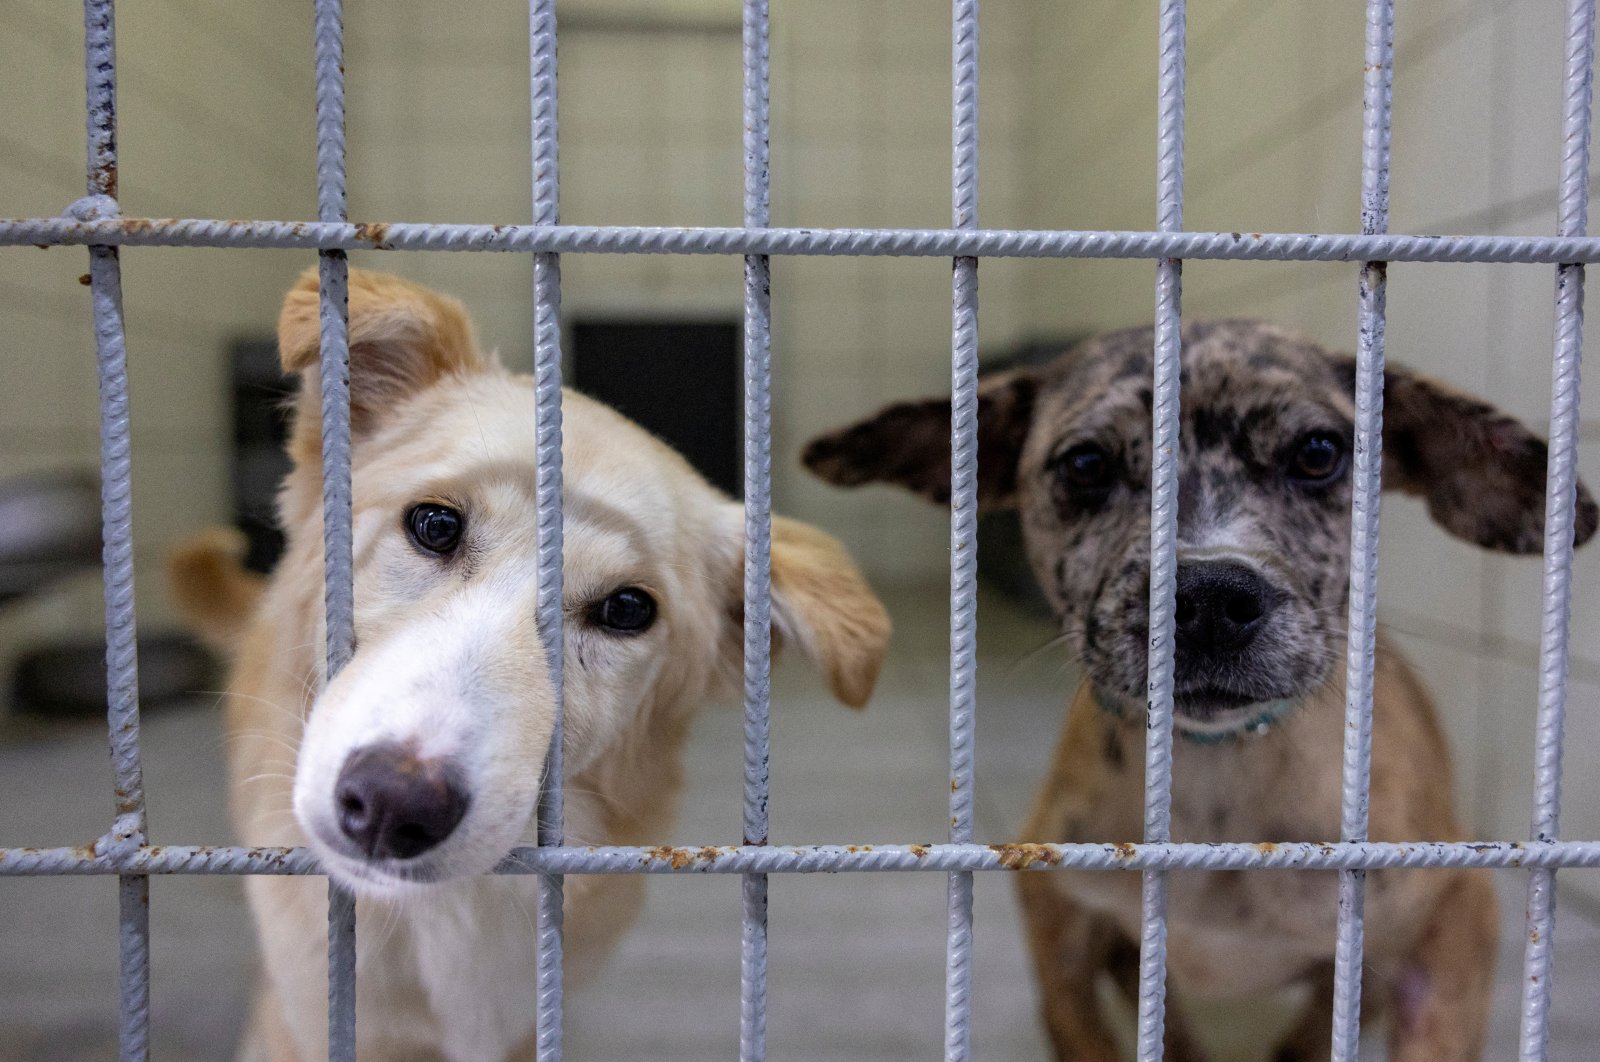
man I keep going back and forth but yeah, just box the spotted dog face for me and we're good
[805,320,1597,738]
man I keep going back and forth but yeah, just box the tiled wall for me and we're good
[0,2,313,675]
[338,0,1048,585]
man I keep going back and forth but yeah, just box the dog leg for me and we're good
[1103,930,1208,1062]
[1017,873,1133,1062]
[1267,966,1336,1062]
[234,981,302,1062]
[1386,871,1497,1062]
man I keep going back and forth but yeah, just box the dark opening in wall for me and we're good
[572,319,742,498]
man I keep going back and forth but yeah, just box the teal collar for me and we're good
[1092,687,1298,745]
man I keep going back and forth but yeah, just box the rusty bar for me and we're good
[80,1,150,1058]
[739,0,773,1059]
[9,839,1600,876]
[21,217,1600,263]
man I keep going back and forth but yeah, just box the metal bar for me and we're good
[28,218,1600,262]
[739,1,772,1060]
[310,0,356,1056]
[529,1,566,1058]
[946,2,980,1059]
[1137,1,1185,1059]
[1519,1,1596,1058]
[12,840,1600,877]
[1330,4,1396,1060]
[80,2,149,1058]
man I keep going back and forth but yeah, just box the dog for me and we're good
[167,267,891,1061]
[802,319,1598,1062]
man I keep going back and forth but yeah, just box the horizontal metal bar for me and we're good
[14,217,1600,263]
[7,840,1600,877]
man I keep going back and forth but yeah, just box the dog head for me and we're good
[270,268,889,894]
[805,319,1595,740]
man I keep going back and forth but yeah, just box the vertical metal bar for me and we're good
[1519,2,1595,1058]
[311,0,357,1056]
[1328,5,1395,1060]
[1136,2,1185,1059]
[81,3,150,1059]
[740,1,773,1060]
[529,1,566,1058]
[946,2,979,1059]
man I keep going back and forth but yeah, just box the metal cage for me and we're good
[1,1,1596,1060]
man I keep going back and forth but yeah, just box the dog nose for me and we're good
[1173,561,1277,656]
[334,744,469,860]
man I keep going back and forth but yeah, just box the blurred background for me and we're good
[3,0,1600,1058]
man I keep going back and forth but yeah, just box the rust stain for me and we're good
[1255,842,1279,854]
[354,222,391,248]
[78,273,91,286]
[645,846,698,870]
[909,844,929,859]
[93,161,117,199]
[697,846,721,863]
[119,218,152,236]
[989,843,1061,870]
[1112,842,1137,860]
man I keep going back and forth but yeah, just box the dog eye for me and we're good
[406,503,465,554]
[1288,432,1347,484]
[593,588,657,634]
[1054,443,1116,496]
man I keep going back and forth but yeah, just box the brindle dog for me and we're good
[803,320,1598,1062]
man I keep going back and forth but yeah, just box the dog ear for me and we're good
[277,267,485,450]
[1356,360,1599,553]
[165,526,266,655]
[765,516,892,709]
[801,367,1039,511]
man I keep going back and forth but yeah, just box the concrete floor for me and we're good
[3,586,1600,1060]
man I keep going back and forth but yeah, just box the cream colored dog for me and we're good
[169,268,890,1061]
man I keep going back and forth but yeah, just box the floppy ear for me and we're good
[1369,361,1599,553]
[277,266,486,462]
[801,367,1039,511]
[165,526,266,656]
[765,516,892,709]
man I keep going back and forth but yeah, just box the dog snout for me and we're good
[334,743,470,861]
[1174,560,1279,657]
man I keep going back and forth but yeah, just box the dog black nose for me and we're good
[1173,561,1278,656]
[334,744,469,860]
